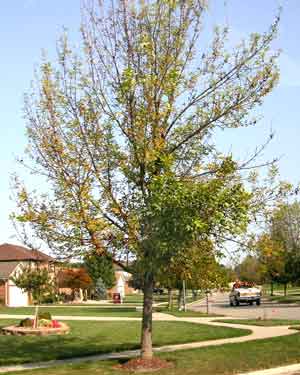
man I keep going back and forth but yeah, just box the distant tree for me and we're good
[235,255,263,284]
[255,202,300,295]
[58,268,93,300]
[158,240,227,309]
[84,252,115,289]
[95,277,107,300]
[271,203,300,287]
[255,233,285,295]
[222,266,237,283]
[271,202,300,253]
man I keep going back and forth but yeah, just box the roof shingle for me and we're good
[0,243,54,262]
[0,261,20,279]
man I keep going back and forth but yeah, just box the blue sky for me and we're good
[0,0,299,244]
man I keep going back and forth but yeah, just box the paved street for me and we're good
[191,292,300,320]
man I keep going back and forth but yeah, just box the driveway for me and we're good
[190,292,300,320]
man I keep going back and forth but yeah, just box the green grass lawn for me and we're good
[5,332,300,375]
[0,320,250,366]
[263,284,300,298]
[0,305,211,318]
[155,307,223,318]
[268,295,300,304]
[122,292,199,305]
[0,306,142,317]
[121,294,143,304]
[214,319,300,326]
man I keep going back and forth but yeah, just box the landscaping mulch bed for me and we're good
[115,357,174,372]
[1,322,70,336]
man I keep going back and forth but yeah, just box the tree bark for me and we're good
[167,288,173,310]
[177,288,183,310]
[192,289,198,301]
[141,272,154,360]
[284,283,287,297]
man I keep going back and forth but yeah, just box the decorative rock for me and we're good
[1,322,69,336]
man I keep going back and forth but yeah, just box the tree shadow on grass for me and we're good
[0,320,140,366]
[0,334,140,365]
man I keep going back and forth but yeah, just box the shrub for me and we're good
[38,311,52,320]
[38,319,52,328]
[40,293,58,304]
[19,318,34,328]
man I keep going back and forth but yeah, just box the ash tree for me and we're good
[12,0,281,360]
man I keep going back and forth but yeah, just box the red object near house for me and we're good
[113,293,121,304]
[52,320,61,328]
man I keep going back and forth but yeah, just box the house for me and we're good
[107,263,135,299]
[57,263,135,301]
[0,243,55,307]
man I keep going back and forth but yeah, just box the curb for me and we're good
[238,363,300,375]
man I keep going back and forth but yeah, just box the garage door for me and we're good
[8,283,28,307]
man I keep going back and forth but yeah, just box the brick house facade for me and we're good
[0,243,55,307]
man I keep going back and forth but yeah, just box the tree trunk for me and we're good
[34,304,39,328]
[141,272,154,360]
[167,288,173,310]
[206,292,209,315]
[284,283,287,297]
[270,282,274,296]
[79,288,84,301]
[177,288,183,310]
[192,289,198,301]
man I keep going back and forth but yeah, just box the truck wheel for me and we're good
[234,298,240,306]
[249,301,253,306]
[256,299,261,306]
[230,300,233,306]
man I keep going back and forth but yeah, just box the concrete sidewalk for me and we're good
[238,363,300,375]
[0,312,180,321]
[0,314,298,373]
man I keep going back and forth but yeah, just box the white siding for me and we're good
[7,281,28,307]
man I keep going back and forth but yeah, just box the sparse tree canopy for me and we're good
[12,0,281,359]
[235,255,262,284]
[11,267,52,304]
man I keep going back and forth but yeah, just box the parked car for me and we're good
[229,281,261,306]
